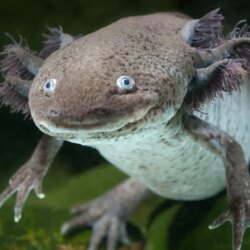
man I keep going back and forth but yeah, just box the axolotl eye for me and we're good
[116,76,136,92]
[44,79,57,93]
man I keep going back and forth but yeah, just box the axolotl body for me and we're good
[1,9,250,250]
[31,12,250,200]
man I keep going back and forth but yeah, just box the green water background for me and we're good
[0,0,250,249]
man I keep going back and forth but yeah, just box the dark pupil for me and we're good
[123,79,130,85]
[46,81,51,89]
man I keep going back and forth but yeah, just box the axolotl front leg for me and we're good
[0,135,63,221]
[183,114,250,250]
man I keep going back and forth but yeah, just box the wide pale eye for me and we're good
[116,76,135,91]
[44,79,57,93]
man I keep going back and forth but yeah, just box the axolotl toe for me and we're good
[2,9,250,250]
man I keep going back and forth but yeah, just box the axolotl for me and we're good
[1,9,250,250]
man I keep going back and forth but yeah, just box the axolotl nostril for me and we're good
[1,9,250,250]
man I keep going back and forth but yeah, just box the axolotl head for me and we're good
[29,13,196,141]
[28,12,249,141]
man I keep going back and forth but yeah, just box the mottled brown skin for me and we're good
[30,13,195,132]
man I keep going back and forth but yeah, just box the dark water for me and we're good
[0,0,250,249]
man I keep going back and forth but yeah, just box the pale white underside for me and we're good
[94,83,250,200]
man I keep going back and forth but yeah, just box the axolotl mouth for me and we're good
[31,99,177,142]
[34,104,156,136]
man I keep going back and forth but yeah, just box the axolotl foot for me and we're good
[0,160,46,222]
[61,178,148,250]
[61,202,130,250]
[209,189,250,250]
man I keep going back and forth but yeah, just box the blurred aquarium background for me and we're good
[0,0,250,249]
